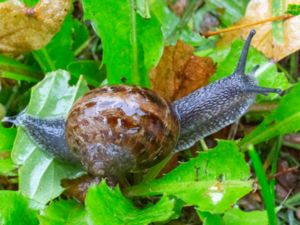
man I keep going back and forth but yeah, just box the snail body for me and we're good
[4,30,281,178]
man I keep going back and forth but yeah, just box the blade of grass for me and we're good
[270,136,282,198]
[248,145,277,225]
[0,55,42,82]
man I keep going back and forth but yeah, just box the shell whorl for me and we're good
[66,85,179,177]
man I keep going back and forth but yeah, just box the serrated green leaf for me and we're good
[12,70,88,206]
[86,182,175,225]
[128,141,252,213]
[223,208,268,225]
[241,83,300,148]
[82,0,163,87]
[0,191,38,225]
[208,39,290,100]
[33,15,74,73]
[39,199,87,225]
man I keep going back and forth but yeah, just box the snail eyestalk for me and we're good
[245,86,282,95]
[234,29,256,75]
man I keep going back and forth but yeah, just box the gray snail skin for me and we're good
[3,30,281,178]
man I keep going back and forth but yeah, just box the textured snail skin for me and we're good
[172,30,280,152]
[65,86,179,177]
[172,70,257,152]
[15,113,78,163]
[3,30,281,178]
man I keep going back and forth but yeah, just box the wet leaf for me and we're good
[0,191,38,225]
[39,199,87,225]
[218,0,300,61]
[0,0,71,55]
[127,141,252,213]
[86,182,175,225]
[150,40,216,101]
[11,70,88,206]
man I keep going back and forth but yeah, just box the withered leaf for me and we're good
[150,40,216,101]
[0,0,71,55]
[218,0,300,61]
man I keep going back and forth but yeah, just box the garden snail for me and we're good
[3,30,281,178]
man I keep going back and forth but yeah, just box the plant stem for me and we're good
[129,0,139,85]
[203,14,293,37]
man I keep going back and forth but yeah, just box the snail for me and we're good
[3,30,281,178]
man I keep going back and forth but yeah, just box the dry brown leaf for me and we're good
[218,0,300,61]
[0,0,71,55]
[150,41,216,101]
[62,175,100,202]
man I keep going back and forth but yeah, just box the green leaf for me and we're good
[0,124,16,176]
[82,0,163,87]
[72,19,90,56]
[287,4,300,15]
[12,70,88,206]
[0,191,38,225]
[86,181,175,225]
[128,141,252,213]
[136,0,151,18]
[33,15,74,73]
[206,0,248,27]
[197,211,223,225]
[67,60,105,87]
[0,54,42,82]
[150,0,179,42]
[241,83,300,148]
[223,208,268,225]
[208,39,290,99]
[0,124,16,151]
[21,0,39,7]
[39,199,87,225]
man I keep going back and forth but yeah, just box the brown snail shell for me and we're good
[66,85,179,177]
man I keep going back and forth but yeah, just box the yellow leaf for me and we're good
[0,0,71,55]
[218,0,300,61]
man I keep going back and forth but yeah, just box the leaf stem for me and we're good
[129,0,139,84]
[203,14,293,38]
